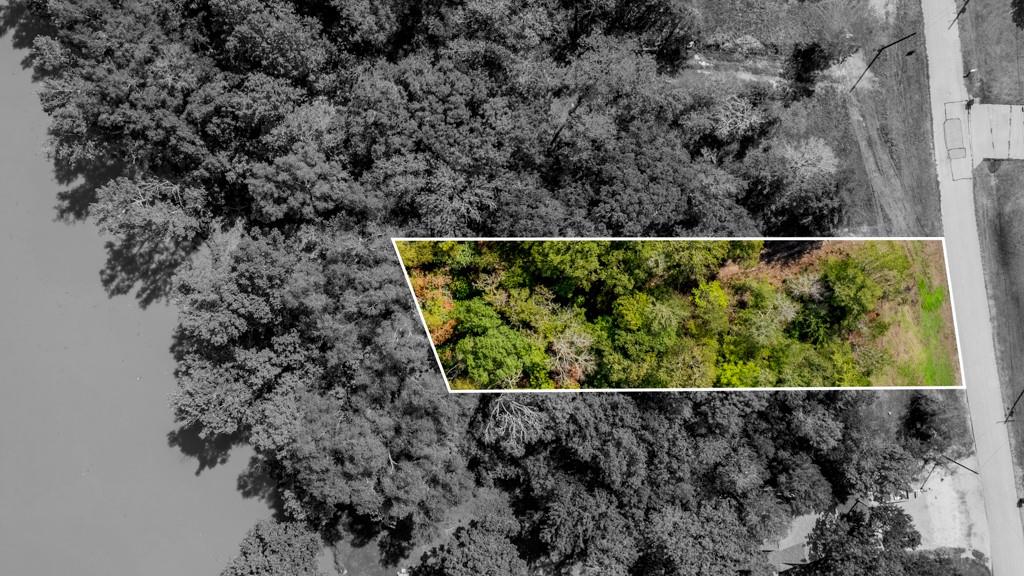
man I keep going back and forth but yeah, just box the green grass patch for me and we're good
[916,277,956,386]
[870,242,958,388]
[894,276,956,387]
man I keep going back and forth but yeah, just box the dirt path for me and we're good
[845,90,923,234]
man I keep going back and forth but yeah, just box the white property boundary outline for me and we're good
[390,237,966,394]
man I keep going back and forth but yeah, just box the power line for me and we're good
[1005,385,1024,422]
[949,0,974,30]
[941,454,979,475]
[850,32,918,93]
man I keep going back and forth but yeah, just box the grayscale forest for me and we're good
[1,0,985,574]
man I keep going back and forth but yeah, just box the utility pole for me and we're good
[1005,386,1024,422]
[850,32,918,92]
[949,0,974,30]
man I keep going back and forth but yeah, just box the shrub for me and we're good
[822,257,881,332]
[717,360,762,387]
[853,242,911,298]
[785,272,825,301]
[826,342,869,387]
[789,302,832,345]
[692,281,730,337]
[614,293,655,332]
[455,326,548,389]
[456,298,504,335]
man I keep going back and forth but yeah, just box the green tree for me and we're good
[691,281,730,337]
[455,298,505,335]
[456,326,548,388]
[823,257,882,332]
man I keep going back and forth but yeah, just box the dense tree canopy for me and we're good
[26,0,848,252]
[400,240,958,389]
[10,0,972,574]
[805,504,921,576]
[221,519,322,576]
[798,503,988,576]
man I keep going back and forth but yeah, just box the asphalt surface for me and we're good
[921,0,1024,573]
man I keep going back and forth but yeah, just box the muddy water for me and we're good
[0,29,268,576]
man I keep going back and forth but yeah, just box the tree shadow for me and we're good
[1,0,110,226]
[167,422,247,476]
[760,240,823,265]
[6,0,296,536]
[332,513,417,568]
[328,512,417,571]
[377,517,416,567]
[335,512,384,549]
[3,3,179,309]
[236,454,287,520]
[99,231,195,308]
[169,424,289,520]
[328,516,394,576]
[52,160,125,223]
[53,157,192,308]
[0,0,56,70]
[168,421,295,524]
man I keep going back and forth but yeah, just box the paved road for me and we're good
[921,1,1024,573]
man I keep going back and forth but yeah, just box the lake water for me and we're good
[0,24,270,576]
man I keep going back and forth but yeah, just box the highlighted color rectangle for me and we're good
[393,238,963,393]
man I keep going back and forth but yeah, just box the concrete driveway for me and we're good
[970,103,1024,162]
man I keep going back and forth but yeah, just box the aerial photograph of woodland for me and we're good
[399,239,960,390]
[0,0,1017,575]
